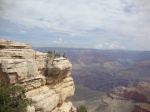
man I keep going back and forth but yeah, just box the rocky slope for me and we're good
[0,39,76,112]
[95,82,150,112]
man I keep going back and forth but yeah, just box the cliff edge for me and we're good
[0,39,76,112]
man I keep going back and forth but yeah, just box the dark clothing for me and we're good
[63,53,67,58]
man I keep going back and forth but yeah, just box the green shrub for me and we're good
[0,85,32,112]
[47,50,53,57]
[77,105,87,112]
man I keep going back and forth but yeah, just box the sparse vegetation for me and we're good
[77,105,87,112]
[47,50,62,58]
[47,50,53,57]
[70,84,102,101]
[54,52,61,58]
[0,85,32,112]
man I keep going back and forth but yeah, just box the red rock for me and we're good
[125,91,148,103]
[132,103,150,112]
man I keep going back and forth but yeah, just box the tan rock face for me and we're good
[0,39,76,112]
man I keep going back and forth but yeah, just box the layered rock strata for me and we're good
[0,39,76,112]
[97,82,150,112]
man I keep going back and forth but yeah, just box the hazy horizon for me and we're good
[0,0,150,50]
[33,46,150,52]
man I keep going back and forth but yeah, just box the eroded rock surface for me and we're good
[96,82,150,112]
[0,39,76,112]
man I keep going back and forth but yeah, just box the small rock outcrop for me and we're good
[0,39,76,112]
[132,82,150,112]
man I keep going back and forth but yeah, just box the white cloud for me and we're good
[0,0,150,50]
[95,42,126,50]
[0,0,149,34]
[19,30,27,34]
[53,37,68,44]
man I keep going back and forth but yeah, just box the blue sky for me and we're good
[0,0,150,50]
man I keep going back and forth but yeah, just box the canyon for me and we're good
[0,39,150,112]
[34,47,150,112]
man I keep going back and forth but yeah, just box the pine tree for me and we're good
[0,85,32,112]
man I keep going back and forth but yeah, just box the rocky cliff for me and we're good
[0,39,76,112]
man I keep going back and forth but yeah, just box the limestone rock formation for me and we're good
[0,39,76,112]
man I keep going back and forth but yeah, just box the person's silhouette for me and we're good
[63,53,67,59]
